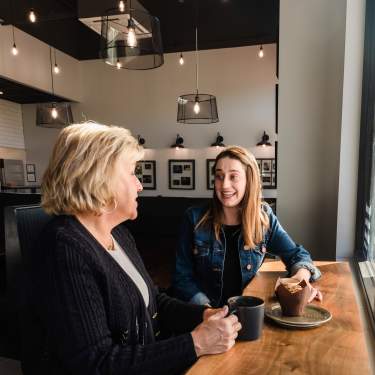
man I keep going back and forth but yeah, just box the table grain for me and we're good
[186,261,370,375]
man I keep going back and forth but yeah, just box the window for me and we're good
[355,1,375,328]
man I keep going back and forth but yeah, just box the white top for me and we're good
[107,237,150,307]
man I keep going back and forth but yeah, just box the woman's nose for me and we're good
[136,177,143,192]
[222,176,231,188]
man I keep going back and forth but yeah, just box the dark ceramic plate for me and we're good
[265,303,332,328]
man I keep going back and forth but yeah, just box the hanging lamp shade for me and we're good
[35,46,74,128]
[177,26,219,124]
[36,103,74,128]
[100,6,163,70]
[177,94,219,124]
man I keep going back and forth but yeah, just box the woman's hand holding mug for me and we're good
[191,305,242,357]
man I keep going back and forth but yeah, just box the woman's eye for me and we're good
[230,175,239,181]
[215,174,224,181]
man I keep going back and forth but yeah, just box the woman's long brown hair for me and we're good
[196,146,269,249]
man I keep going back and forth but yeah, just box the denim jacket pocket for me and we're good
[192,240,211,272]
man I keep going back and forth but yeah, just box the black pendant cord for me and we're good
[194,0,199,95]
[54,48,57,67]
[9,0,16,44]
[195,27,199,95]
[129,0,132,19]
[49,46,55,95]
[11,25,16,44]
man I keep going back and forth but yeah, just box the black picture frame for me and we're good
[26,163,35,173]
[264,198,277,214]
[135,160,156,190]
[169,159,195,190]
[206,159,215,190]
[26,173,36,182]
[256,158,277,189]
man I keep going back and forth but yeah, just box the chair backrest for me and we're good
[4,205,51,360]
[15,205,51,259]
[5,205,51,310]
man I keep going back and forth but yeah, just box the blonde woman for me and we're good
[173,146,322,307]
[23,123,241,375]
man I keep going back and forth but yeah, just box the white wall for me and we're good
[0,26,81,101]
[279,0,365,260]
[22,44,278,197]
[336,0,365,259]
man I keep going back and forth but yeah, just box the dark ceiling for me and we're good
[0,0,279,103]
[0,77,71,104]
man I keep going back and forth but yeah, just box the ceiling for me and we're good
[0,0,279,103]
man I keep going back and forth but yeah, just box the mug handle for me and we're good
[227,304,237,316]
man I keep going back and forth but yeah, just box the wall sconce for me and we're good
[256,131,272,147]
[171,134,184,150]
[137,135,145,146]
[211,132,225,148]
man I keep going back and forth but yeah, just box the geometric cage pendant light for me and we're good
[177,27,219,124]
[100,0,164,70]
[36,46,74,129]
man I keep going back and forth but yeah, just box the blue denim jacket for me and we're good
[173,205,321,307]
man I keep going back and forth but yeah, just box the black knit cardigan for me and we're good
[22,215,205,375]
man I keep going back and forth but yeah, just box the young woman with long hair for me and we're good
[173,146,322,307]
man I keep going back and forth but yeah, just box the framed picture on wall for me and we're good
[206,159,216,190]
[256,158,277,189]
[135,160,156,190]
[26,163,35,173]
[169,159,195,190]
[27,173,36,182]
[264,198,277,214]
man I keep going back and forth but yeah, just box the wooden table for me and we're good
[187,261,370,375]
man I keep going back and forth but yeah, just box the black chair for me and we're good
[4,205,51,360]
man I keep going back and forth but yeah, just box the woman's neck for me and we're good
[221,206,241,225]
[76,212,116,251]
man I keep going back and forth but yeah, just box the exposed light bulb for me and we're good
[12,43,18,56]
[53,64,60,74]
[29,9,36,23]
[175,146,179,150]
[119,0,125,12]
[116,59,122,69]
[51,107,58,119]
[127,27,137,47]
[0,91,3,95]
[179,53,184,65]
[127,24,137,48]
[258,45,264,58]
[193,100,200,114]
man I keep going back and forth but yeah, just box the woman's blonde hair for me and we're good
[197,146,269,250]
[41,121,144,215]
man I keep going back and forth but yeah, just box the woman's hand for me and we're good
[291,268,323,303]
[192,306,241,357]
[203,307,221,320]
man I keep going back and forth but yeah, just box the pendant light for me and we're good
[53,48,60,74]
[36,46,74,129]
[28,8,36,23]
[10,0,18,56]
[11,25,18,55]
[258,45,264,58]
[179,52,184,65]
[100,0,164,70]
[177,27,219,124]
